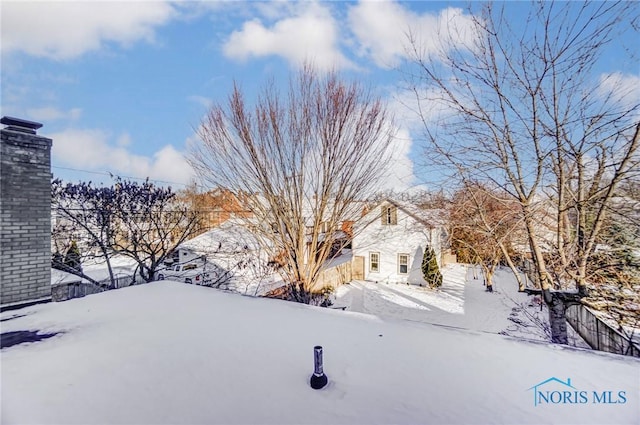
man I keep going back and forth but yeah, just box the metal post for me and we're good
[310,345,328,389]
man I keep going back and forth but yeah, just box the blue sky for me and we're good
[1,1,638,191]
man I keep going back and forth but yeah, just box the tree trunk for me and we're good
[575,258,590,297]
[499,243,525,291]
[525,211,571,343]
[485,268,494,292]
[523,208,553,291]
[101,246,116,289]
[544,290,569,344]
[485,259,499,292]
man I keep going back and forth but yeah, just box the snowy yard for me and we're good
[336,264,588,346]
[1,273,638,424]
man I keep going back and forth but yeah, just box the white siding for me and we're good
[352,202,440,285]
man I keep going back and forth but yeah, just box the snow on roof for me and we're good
[358,198,447,228]
[2,281,637,424]
[321,249,353,270]
[51,256,138,286]
[300,199,368,226]
[181,219,264,254]
[389,199,448,227]
[50,268,85,286]
[241,193,366,229]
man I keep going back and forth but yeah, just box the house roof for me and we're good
[4,280,637,424]
[389,199,448,228]
[181,218,266,254]
[359,198,447,229]
[51,255,138,287]
[51,268,85,286]
[251,193,366,227]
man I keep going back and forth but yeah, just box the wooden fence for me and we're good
[518,259,639,357]
[313,261,352,290]
[52,274,136,302]
[565,304,640,357]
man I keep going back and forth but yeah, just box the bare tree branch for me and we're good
[189,65,395,301]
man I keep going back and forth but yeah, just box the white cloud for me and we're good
[388,89,428,131]
[253,1,297,20]
[383,126,416,191]
[26,106,82,122]
[116,133,132,147]
[49,128,195,185]
[348,1,477,68]
[1,2,177,60]
[597,72,640,111]
[223,2,353,71]
[389,85,459,131]
[188,95,213,109]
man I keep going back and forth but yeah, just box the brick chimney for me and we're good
[1,116,53,309]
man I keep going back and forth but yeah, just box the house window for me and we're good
[370,252,380,272]
[381,205,397,225]
[321,221,330,233]
[398,254,409,274]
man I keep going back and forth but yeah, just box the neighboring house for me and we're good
[251,194,361,267]
[351,199,449,285]
[174,219,267,264]
[183,188,254,234]
[51,208,99,258]
[298,199,366,265]
[172,219,276,292]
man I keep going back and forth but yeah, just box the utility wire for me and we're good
[52,165,190,187]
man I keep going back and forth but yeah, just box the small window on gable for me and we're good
[381,205,398,225]
[370,252,380,272]
[398,254,409,274]
[321,221,330,233]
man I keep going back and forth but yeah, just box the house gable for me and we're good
[352,199,444,285]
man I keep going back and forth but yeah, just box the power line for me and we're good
[52,165,189,187]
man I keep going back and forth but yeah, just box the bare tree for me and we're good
[52,179,119,288]
[450,181,525,292]
[52,178,200,287]
[189,65,395,303]
[405,1,639,342]
[109,178,201,283]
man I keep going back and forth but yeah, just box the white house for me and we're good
[167,219,283,294]
[351,199,448,285]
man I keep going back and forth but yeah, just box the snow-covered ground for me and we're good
[2,275,638,424]
[51,255,139,286]
[335,264,588,346]
[224,270,285,297]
